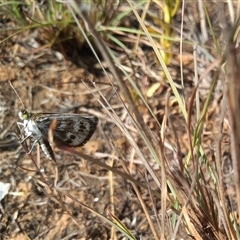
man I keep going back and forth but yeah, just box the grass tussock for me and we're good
[1,0,240,239]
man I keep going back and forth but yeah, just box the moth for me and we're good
[17,110,98,161]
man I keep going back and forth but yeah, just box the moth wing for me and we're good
[36,114,98,147]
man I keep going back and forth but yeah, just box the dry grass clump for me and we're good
[1,1,240,239]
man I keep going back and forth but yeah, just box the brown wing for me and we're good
[36,114,98,147]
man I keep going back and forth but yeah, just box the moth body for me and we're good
[17,109,98,161]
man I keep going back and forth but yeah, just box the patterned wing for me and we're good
[36,114,98,147]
